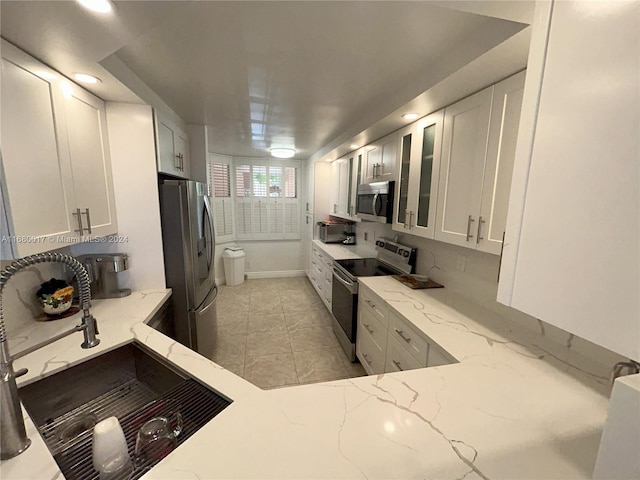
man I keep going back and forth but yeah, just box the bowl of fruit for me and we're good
[36,278,74,316]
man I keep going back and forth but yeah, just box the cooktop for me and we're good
[334,238,417,280]
[334,258,399,278]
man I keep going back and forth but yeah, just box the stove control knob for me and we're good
[397,248,404,256]
[403,250,410,258]
[376,240,385,248]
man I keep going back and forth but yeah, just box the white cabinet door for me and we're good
[156,113,189,178]
[364,132,398,184]
[477,71,525,255]
[393,111,444,239]
[498,1,640,361]
[336,159,350,218]
[435,87,493,247]
[63,86,117,239]
[1,45,77,257]
[329,161,340,215]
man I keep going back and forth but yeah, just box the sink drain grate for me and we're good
[46,379,231,480]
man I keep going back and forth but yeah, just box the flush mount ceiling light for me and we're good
[76,0,112,13]
[73,73,102,84]
[270,148,295,159]
[402,113,419,121]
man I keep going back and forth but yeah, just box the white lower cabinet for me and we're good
[357,285,455,375]
[310,243,333,311]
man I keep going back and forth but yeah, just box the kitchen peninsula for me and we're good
[3,278,611,480]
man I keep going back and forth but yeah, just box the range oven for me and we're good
[331,239,416,361]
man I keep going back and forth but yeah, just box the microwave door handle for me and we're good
[372,193,380,216]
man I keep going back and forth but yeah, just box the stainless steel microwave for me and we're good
[356,181,395,223]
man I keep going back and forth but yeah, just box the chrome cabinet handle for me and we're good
[408,211,414,230]
[476,216,486,244]
[72,208,84,234]
[465,215,475,242]
[81,208,92,234]
[306,202,309,211]
[362,353,372,365]
[403,210,408,229]
[394,328,411,343]
[392,360,404,371]
[365,299,375,309]
[363,323,374,334]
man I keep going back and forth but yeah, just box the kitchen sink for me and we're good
[19,342,231,480]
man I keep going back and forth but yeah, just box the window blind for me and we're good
[207,155,235,242]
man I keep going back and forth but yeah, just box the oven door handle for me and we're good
[332,268,357,294]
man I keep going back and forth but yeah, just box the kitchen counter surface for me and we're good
[1,279,614,479]
[312,239,377,260]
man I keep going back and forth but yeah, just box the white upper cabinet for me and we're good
[63,85,117,239]
[392,110,444,239]
[156,112,190,178]
[498,1,639,361]
[478,71,525,255]
[363,132,398,184]
[329,152,360,221]
[0,40,117,257]
[434,86,493,248]
[434,72,525,254]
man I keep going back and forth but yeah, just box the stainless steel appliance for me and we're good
[356,181,395,223]
[331,238,416,361]
[159,180,218,359]
[77,253,131,299]
[318,221,350,243]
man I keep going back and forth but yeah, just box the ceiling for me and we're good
[0,1,531,160]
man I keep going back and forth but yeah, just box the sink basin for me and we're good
[19,342,231,480]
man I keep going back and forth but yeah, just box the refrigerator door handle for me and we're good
[203,195,215,271]
[198,284,218,315]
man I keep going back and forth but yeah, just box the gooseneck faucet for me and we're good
[0,253,100,460]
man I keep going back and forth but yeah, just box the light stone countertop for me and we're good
[1,278,614,480]
[312,239,377,260]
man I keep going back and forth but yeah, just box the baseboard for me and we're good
[245,270,306,279]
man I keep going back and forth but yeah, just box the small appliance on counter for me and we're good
[343,223,356,245]
[77,253,131,299]
[317,219,355,244]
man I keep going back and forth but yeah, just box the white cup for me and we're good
[92,417,132,479]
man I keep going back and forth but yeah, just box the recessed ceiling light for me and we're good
[36,71,57,81]
[325,158,333,162]
[76,0,112,13]
[402,113,419,120]
[73,73,102,84]
[350,144,360,149]
[270,148,295,159]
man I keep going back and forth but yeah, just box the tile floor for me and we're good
[213,277,367,389]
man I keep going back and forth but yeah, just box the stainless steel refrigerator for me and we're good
[159,180,218,359]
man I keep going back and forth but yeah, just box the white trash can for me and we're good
[222,247,246,286]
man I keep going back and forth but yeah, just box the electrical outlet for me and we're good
[456,255,466,272]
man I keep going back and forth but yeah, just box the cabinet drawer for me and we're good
[388,311,429,365]
[359,286,388,325]
[356,328,385,375]
[385,335,424,372]
[358,304,387,353]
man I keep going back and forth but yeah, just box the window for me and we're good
[207,154,234,242]
[208,155,301,241]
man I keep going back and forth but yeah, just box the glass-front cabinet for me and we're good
[392,110,444,239]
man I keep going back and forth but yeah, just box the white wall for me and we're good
[71,103,166,292]
[355,221,626,368]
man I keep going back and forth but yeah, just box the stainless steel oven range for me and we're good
[331,238,416,361]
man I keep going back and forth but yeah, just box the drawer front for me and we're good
[358,303,387,352]
[356,328,385,375]
[388,311,429,365]
[359,286,388,325]
[385,335,424,372]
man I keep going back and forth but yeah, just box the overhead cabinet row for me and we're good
[1,40,117,258]
[330,70,525,256]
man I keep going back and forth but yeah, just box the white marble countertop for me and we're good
[312,239,377,260]
[1,279,614,480]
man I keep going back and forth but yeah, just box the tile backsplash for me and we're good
[356,221,626,369]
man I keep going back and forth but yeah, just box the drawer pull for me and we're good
[365,299,376,309]
[362,353,373,365]
[392,360,404,371]
[394,329,411,343]
[363,323,374,334]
